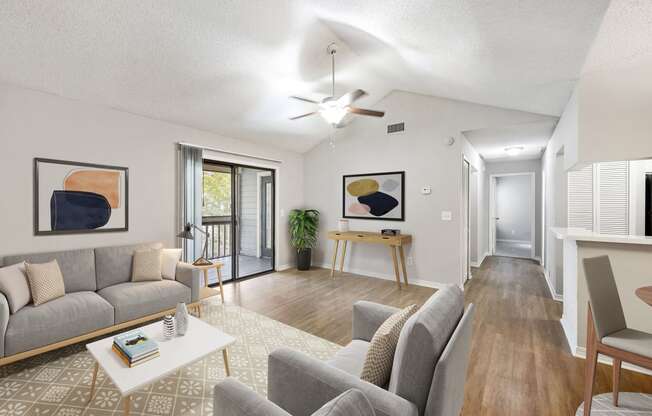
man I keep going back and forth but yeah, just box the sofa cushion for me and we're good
[387,284,464,415]
[5,291,114,356]
[326,340,370,377]
[3,248,96,293]
[97,280,190,324]
[94,242,163,290]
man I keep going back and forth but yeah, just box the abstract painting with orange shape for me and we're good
[64,169,121,208]
[34,158,128,235]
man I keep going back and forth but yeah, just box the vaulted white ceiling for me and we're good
[0,1,610,153]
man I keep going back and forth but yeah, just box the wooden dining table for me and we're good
[635,286,652,306]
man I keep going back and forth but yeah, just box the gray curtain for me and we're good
[178,144,203,262]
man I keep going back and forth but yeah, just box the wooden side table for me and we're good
[185,262,225,317]
[327,231,412,288]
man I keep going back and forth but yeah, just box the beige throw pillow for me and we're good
[0,262,32,313]
[161,248,183,280]
[24,260,66,306]
[360,304,418,386]
[132,249,163,281]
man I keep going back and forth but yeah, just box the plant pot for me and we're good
[297,248,312,271]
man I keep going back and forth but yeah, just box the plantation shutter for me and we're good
[597,161,629,235]
[567,165,594,230]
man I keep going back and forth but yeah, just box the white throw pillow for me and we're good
[25,260,66,306]
[0,262,32,313]
[161,248,183,280]
[132,249,163,282]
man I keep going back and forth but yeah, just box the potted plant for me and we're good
[289,209,319,271]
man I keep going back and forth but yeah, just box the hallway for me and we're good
[463,256,652,415]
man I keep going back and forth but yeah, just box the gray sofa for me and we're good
[0,242,202,364]
[214,284,474,416]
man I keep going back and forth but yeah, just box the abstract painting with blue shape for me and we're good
[34,158,128,235]
[343,171,404,221]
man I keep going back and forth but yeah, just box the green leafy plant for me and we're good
[288,209,320,250]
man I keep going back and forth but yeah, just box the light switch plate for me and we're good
[421,186,432,195]
[441,211,452,221]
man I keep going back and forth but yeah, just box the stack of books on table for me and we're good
[112,330,159,367]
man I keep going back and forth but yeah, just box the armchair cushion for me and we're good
[313,389,376,416]
[327,340,370,377]
[268,347,418,416]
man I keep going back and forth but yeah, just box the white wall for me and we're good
[303,90,551,288]
[495,175,532,242]
[541,89,578,298]
[484,160,542,257]
[0,83,304,269]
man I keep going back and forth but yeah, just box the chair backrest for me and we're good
[582,255,627,339]
[388,284,464,416]
[425,304,475,416]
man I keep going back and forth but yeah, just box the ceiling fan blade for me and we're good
[289,112,318,120]
[348,107,385,117]
[290,96,320,104]
[337,89,367,106]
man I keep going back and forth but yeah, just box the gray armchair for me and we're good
[213,284,473,416]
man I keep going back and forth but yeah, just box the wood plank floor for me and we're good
[221,256,652,415]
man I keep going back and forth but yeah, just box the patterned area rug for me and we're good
[0,301,341,416]
[576,393,652,415]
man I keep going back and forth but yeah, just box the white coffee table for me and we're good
[86,315,235,415]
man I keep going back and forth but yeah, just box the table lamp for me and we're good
[177,222,213,266]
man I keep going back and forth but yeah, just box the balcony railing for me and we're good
[202,216,231,259]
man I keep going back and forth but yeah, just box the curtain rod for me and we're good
[178,142,283,164]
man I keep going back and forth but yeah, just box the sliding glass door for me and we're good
[202,160,275,283]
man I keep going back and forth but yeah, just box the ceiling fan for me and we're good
[289,43,385,127]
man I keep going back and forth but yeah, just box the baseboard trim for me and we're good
[276,263,293,271]
[496,239,531,244]
[471,252,489,268]
[543,268,563,302]
[574,346,652,376]
[315,263,447,290]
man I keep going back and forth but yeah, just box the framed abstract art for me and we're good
[343,171,404,221]
[34,158,129,235]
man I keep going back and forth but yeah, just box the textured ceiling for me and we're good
[463,120,558,162]
[582,0,652,74]
[0,1,609,153]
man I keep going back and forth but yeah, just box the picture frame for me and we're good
[342,171,405,221]
[34,158,129,235]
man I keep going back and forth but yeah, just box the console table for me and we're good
[327,231,412,288]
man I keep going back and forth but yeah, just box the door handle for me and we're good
[494,217,500,220]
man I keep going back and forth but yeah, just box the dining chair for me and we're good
[582,255,652,415]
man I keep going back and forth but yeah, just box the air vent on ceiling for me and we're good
[387,122,405,134]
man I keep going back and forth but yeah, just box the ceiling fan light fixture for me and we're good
[504,146,524,157]
[320,102,348,125]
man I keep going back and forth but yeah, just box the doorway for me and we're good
[202,160,275,283]
[489,172,535,259]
